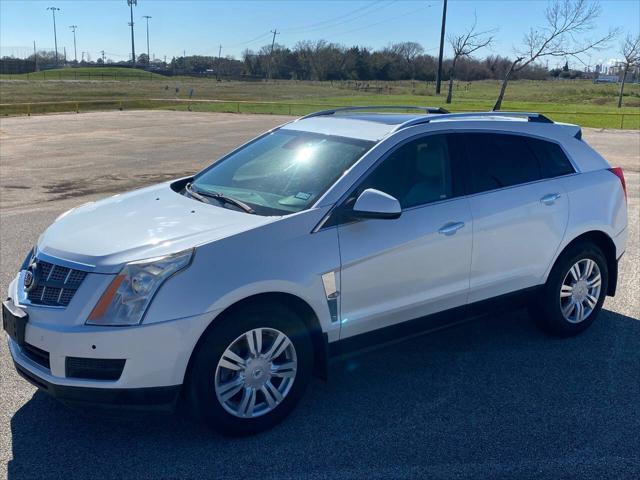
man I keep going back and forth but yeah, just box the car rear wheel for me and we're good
[531,243,608,337]
[187,302,313,436]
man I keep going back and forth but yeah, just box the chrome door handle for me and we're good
[540,193,561,205]
[438,221,465,236]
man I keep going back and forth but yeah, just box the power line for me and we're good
[187,2,398,56]
[284,1,398,35]
[330,4,430,38]
[283,1,386,34]
[226,31,273,49]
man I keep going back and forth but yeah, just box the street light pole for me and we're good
[143,15,152,63]
[47,7,61,65]
[127,0,137,66]
[69,25,78,64]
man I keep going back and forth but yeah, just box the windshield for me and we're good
[191,130,374,215]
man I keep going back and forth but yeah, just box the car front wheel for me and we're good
[187,302,313,436]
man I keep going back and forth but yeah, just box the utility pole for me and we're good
[33,41,39,72]
[127,0,137,66]
[435,0,447,94]
[142,15,151,63]
[69,25,78,64]
[63,46,67,64]
[267,29,279,80]
[47,7,61,65]
[100,50,106,63]
[216,44,222,80]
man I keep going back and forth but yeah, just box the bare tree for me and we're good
[617,33,640,108]
[446,18,494,104]
[389,41,425,79]
[493,0,617,110]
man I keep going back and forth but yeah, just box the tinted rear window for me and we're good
[465,133,541,194]
[526,137,575,178]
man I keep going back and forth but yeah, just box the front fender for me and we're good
[143,207,341,341]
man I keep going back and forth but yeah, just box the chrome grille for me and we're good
[26,260,87,307]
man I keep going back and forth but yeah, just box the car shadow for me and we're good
[7,308,640,479]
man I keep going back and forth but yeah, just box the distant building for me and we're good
[594,75,619,84]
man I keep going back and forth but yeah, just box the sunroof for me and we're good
[336,113,425,125]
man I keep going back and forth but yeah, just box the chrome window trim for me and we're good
[312,125,581,233]
[461,172,579,200]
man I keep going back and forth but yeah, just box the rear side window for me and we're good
[526,137,575,178]
[465,133,541,194]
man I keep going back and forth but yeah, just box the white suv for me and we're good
[4,107,628,435]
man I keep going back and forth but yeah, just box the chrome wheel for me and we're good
[560,258,602,324]
[214,327,297,418]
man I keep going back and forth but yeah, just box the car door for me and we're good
[461,132,570,304]
[336,133,473,340]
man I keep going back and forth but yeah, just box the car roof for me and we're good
[281,114,425,142]
[281,107,567,142]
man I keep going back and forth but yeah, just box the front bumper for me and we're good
[6,272,220,409]
[12,351,181,412]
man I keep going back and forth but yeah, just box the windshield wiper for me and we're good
[186,183,256,214]
[185,182,214,205]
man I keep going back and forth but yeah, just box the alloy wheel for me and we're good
[214,327,297,418]
[559,258,602,324]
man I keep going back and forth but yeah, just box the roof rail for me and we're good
[301,105,450,119]
[393,111,554,131]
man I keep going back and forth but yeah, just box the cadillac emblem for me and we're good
[24,262,38,292]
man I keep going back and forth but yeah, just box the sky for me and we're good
[1,0,638,67]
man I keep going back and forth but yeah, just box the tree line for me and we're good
[237,41,548,83]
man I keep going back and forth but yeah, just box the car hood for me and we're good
[37,182,276,273]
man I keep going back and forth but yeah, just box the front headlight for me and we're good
[86,249,193,326]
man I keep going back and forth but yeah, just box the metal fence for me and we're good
[1,98,638,129]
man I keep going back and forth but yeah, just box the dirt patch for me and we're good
[41,172,188,201]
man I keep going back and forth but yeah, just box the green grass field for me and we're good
[1,67,638,129]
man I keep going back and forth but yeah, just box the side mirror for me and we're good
[350,188,401,220]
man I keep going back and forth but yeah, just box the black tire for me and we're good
[531,242,608,337]
[187,301,313,436]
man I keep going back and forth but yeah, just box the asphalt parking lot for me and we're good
[1,111,639,479]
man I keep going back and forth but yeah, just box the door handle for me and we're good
[438,221,465,236]
[540,193,561,205]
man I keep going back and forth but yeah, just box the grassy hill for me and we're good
[0,66,165,80]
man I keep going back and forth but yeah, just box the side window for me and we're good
[526,137,575,178]
[465,133,541,194]
[358,134,454,209]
